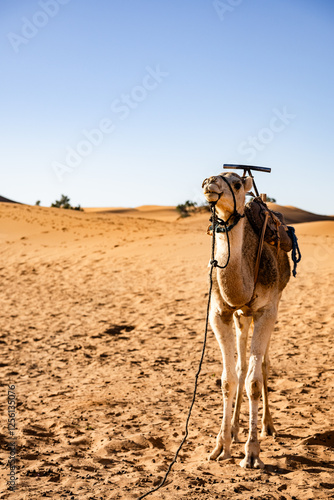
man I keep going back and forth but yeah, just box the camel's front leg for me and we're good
[231,311,252,442]
[240,305,278,469]
[209,306,237,461]
[261,348,276,438]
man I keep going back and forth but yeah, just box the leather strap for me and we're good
[254,210,269,284]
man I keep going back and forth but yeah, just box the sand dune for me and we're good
[0,195,22,204]
[0,202,333,499]
[84,202,334,225]
[292,220,334,236]
[267,203,334,224]
[84,205,179,222]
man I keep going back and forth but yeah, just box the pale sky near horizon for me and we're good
[1,0,334,214]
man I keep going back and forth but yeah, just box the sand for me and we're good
[0,202,333,500]
[83,206,179,223]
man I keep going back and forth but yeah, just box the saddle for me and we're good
[244,197,292,253]
[245,197,301,279]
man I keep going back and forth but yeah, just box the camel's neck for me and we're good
[214,213,254,307]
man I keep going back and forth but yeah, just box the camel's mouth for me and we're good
[203,184,221,202]
[204,191,220,202]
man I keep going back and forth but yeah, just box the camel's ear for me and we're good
[243,176,253,193]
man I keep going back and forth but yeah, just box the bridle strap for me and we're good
[216,174,238,225]
[210,212,245,234]
[209,174,244,269]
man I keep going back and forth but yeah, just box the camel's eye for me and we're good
[234,182,242,190]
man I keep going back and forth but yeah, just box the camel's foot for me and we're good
[240,454,265,469]
[209,447,231,461]
[261,423,276,438]
[209,440,232,461]
[209,444,223,461]
[217,451,232,461]
[240,440,264,469]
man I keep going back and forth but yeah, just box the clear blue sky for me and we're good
[1,0,334,213]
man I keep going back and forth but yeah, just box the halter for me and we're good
[209,174,245,230]
[208,174,245,269]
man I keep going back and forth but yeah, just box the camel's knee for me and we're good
[246,377,262,400]
[221,373,237,399]
[210,306,233,327]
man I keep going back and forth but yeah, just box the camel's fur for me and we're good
[202,172,290,468]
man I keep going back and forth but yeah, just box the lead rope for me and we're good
[137,203,228,500]
[210,203,231,269]
[287,226,302,277]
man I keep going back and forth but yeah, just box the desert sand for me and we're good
[0,202,333,500]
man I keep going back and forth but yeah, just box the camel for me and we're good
[202,171,290,468]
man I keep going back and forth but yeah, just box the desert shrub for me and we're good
[51,195,83,211]
[176,200,211,217]
[176,200,198,218]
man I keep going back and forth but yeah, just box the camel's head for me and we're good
[202,172,253,215]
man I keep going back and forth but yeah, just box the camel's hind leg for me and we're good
[240,305,278,469]
[261,347,276,438]
[231,311,252,443]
